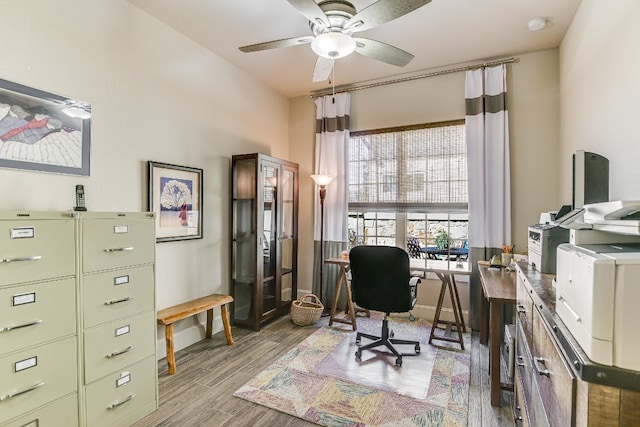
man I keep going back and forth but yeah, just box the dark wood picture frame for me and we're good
[148,161,203,242]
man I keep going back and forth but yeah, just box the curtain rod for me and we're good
[310,57,515,98]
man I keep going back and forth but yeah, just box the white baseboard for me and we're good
[411,303,469,326]
[155,315,225,360]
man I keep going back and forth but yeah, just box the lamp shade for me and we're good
[311,174,335,187]
[311,32,356,59]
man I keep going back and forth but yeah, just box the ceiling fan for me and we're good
[239,0,432,82]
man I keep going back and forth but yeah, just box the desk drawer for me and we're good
[83,266,154,329]
[0,393,78,427]
[0,337,77,423]
[85,356,156,427]
[81,216,154,273]
[83,311,155,383]
[531,308,575,426]
[0,278,76,355]
[0,219,75,287]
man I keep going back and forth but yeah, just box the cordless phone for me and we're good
[74,184,87,211]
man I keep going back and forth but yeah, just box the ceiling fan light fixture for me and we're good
[528,17,547,31]
[311,32,356,59]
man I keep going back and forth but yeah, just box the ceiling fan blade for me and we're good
[287,0,330,28]
[354,37,414,67]
[313,56,334,82]
[239,36,314,53]
[346,0,432,33]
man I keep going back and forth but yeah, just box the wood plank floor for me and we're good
[134,316,515,426]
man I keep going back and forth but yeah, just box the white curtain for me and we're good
[313,93,350,306]
[465,64,511,329]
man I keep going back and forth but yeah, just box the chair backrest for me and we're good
[349,245,414,313]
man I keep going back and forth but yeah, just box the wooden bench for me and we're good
[156,294,235,375]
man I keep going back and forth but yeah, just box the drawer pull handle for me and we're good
[104,247,134,253]
[516,355,525,367]
[1,319,43,332]
[0,255,42,263]
[106,393,135,410]
[558,296,581,322]
[106,346,133,358]
[534,357,550,377]
[0,382,45,401]
[104,297,133,305]
[517,304,526,314]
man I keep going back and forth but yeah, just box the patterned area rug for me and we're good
[233,316,470,426]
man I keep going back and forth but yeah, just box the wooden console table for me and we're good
[478,262,517,407]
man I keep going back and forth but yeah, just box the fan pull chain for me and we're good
[332,59,336,103]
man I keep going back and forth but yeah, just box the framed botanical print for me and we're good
[148,161,203,242]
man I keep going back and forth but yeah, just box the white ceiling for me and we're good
[127,0,583,98]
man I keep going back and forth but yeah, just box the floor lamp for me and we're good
[311,174,335,316]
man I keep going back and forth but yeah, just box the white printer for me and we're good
[555,201,640,371]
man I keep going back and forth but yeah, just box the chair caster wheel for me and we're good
[390,330,395,338]
[356,338,361,346]
[395,357,403,367]
[409,314,415,321]
[355,350,362,360]
[415,345,421,354]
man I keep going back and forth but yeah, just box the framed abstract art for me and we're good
[0,78,91,175]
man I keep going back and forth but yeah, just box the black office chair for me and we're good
[349,245,421,366]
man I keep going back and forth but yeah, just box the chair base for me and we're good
[355,314,420,367]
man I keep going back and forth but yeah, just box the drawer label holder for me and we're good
[116,372,131,388]
[13,292,36,306]
[114,275,130,286]
[10,227,35,239]
[115,325,130,337]
[15,356,38,372]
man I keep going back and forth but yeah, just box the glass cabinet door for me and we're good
[232,158,257,322]
[280,166,296,305]
[262,163,278,315]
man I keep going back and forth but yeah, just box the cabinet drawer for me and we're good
[531,308,575,426]
[0,219,75,287]
[85,356,157,427]
[81,217,154,273]
[83,266,155,329]
[516,271,534,345]
[0,278,76,355]
[83,311,155,383]
[0,393,78,427]
[515,323,550,427]
[0,337,77,423]
[514,368,529,427]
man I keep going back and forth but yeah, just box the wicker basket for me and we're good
[290,294,324,326]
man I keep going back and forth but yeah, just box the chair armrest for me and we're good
[409,276,420,301]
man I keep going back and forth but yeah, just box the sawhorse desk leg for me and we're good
[428,273,466,350]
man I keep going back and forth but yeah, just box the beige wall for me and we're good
[289,49,562,321]
[0,0,289,356]
[559,0,640,202]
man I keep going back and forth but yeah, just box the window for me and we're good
[347,120,468,261]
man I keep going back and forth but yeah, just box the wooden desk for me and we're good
[325,256,470,346]
[478,262,516,407]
